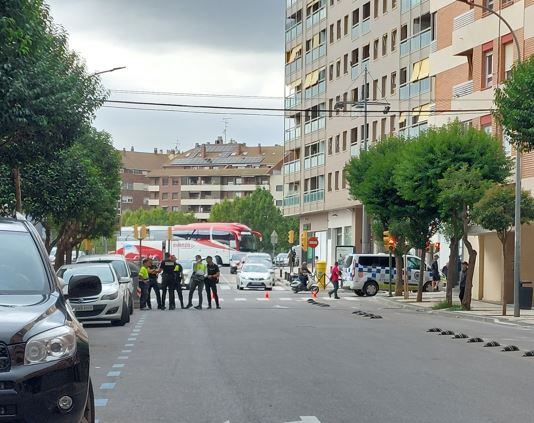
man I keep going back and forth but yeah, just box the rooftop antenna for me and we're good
[175,138,181,153]
[223,117,231,143]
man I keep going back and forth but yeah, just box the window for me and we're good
[329,98,333,118]
[372,121,378,141]
[342,131,347,151]
[276,185,283,192]
[400,24,408,41]
[342,170,347,189]
[123,182,134,190]
[483,50,493,88]
[335,171,340,190]
[413,13,431,35]
[392,0,397,8]
[381,75,387,98]
[391,29,397,51]
[391,71,397,94]
[373,0,379,18]
[328,173,332,191]
[344,15,349,35]
[481,124,492,134]
[343,92,348,110]
[352,8,360,26]
[373,79,378,100]
[172,178,180,186]
[351,127,358,144]
[121,195,133,204]
[373,39,379,59]
[381,118,386,138]
[351,87,358,102]
[390,115,395,132]
[328,137,333,154]
[329,63,334,80]
[483,0,493,11]
[343,54,349,74]
[351,48,359,66]
[383,0,388,13]
[336,59,341,77]
[337,19,342,39]
[172,192,179,200]
[503,42,513,80]
[363,2,371,20]
[276,200,282,207]
[362,44,370,60]
[162,177,169,186]
[382,34,388,56]
[329,23,334,43]
[335,135,340,153]
[162,193,168,200]
[400,67,407,85]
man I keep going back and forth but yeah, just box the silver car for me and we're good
[58,263,131,326]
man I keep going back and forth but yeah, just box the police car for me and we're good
[341,253,433,296]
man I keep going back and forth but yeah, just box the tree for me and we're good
[210,188,298,252]
[472,185,534,315]
[121,208,196,226]
[494,55,534,152]
[0,0,106,211]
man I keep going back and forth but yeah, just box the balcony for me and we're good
[351,23,360,40]
[305,6,326,29]
[285,92,302,109]
[285,58,302,76]
[453,80,474,98]
[221,184,258,192]
[305,44,326,65]
[453,9,474,31]
[148,199,160,206]
[285,22,302,43]
[304,153,325,170]
[147,185,160,192]
[351,63,360,80]
[400,84,410,100]
[304,117,325,134]
[283,194,300,206]
[399,122,428,138]
[285,126,301,142]
[304,189,325,203]
[284,159,301,174]
[400,29,431,57]
[361,18,371,35]
[194,212,210,220]
[410,77,430,97]
[304,80,326,100]
[180,184,221,192]
[181,198,219,206]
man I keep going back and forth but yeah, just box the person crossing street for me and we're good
[205,256,221,309]
[187,255,206,310]
[172,256,185,309]
[159,252,177,310]
[328,261,341,299]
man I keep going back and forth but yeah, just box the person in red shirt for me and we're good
[328,262,341,299]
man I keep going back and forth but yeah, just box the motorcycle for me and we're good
[291,273,319,295]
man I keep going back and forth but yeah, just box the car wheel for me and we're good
[363,281,379,297]
[81,379,95,423]
[423,281,432,292]
[354,289,365,296]
[112,301,129,326]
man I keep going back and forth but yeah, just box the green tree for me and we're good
[472,185,534,315]
[0,0,106,211]
[494,55,534,152]
[121,208,196,226]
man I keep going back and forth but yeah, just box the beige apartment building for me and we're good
[284,0,432,264]
[147,138,285,221]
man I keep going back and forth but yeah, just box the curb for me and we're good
[377,296,534,328]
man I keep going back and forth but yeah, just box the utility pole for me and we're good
[362,66,370,254]
[223,118,231,143]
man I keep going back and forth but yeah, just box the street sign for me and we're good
[271,230,278,245]
[308,237,319,249]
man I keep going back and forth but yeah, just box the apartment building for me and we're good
[147,138,285,221]
[429,0,534,304]
[119,147,170,215]
[284,0,432,264]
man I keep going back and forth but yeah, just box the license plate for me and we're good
[72,305,93,312]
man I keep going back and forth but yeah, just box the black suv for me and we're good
[0,217,101,422]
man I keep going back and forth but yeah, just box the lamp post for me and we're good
[90,66,126,77]
[456,0,522,316]
[335,66,391,254]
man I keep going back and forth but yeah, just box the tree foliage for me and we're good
[209,188,298,252]
[121,208,196,226]
[494,55,534,152]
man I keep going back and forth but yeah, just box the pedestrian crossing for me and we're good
[209,295,370,303]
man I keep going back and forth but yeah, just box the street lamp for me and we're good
[334,66,391,254]
[90,66,126,77]
[456,0,522,317]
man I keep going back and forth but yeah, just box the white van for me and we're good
[341,253,433,296]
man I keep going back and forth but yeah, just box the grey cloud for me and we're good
[48,0,285,53]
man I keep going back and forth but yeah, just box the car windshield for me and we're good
[58,265,115,284]
[242,264,268,273]
[0,231,48,294]
[231,253,246,261]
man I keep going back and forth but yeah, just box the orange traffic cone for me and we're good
[265,290,270,300]
[312,290,317,300]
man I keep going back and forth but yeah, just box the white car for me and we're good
[58,263,131,326]
[238,263,274,291]
[178,260,194,289]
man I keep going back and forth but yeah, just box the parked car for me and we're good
[76,254,136,315]
[275,252,289,266]
[230,252,247,274]
[58,262,131,326]
[341,253,433,296]
[48,246,85,264]
[237,263,274,290]
[0,216,101,422]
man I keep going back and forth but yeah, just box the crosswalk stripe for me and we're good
[257,298,269,301]
[279,297,292,301]
[235,298,247,301]
[220,285,231,290]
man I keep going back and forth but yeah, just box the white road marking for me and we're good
[234,298,247,301]
[220,285,231,290]
[257,298,269,301]
[279,298,293,301]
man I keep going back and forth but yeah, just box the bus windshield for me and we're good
[240,233,257,252]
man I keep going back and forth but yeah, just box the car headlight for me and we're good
[24,326,76,365]
[101,291,119,301]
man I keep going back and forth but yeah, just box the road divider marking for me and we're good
[112,364,125,368]
[94,399,108,407]
[118,356,129,360]
[124,343,134,347]
[100,383,116,390]
[121,350,132,353]
[235,298,247,301]
[107,371,121,377]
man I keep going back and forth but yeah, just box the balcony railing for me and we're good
[304,117,326,134]
[285,58,302,76]
[285,126,301,142]
[304,153,325,170]
[284,194,300,206]
[283,159,301,174]
[399,77,430,99]
[285,93,302,109]
[305,44,326,64]
[305,6,326,29]
[452,80,473,98]
[361,18,371,35]
[401,0,421,11]
[453,9,474,31]
[350,143,361,157]
[400,28,431,57]
[400,83,410,100]
[399,122,428,138]
[351,23,360,39]
[304,189,325,203]
[286,22,302,43]
[304,80,326,100]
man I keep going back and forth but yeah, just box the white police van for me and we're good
[341,253,433,296]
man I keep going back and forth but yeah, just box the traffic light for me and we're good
[300,231,308,250]
[383,230,390,249]
[133,224,139,240]
[167,226,173,241]
[434,242,440,252]
[140,225,148,240]
[288,229,295,244]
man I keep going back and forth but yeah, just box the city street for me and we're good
[87,268,534,423]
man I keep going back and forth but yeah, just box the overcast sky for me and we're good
[47,0,285,152]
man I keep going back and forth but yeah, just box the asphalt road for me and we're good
[84,268,534,423]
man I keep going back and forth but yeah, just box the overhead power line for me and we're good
[110,89,283,100]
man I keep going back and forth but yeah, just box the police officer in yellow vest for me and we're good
[171,255,185,309]
[186,255,206,310]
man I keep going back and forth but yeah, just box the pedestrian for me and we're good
[441,262,449,279]
[159,252,177,310]
[186,255,206,310]
[172,256,185,309]
[147,258,162,310]
[328,261,341,299]
[431,254,440,292]
[138,258,150,310]
[205,256,221,309]
[459,261,468,301]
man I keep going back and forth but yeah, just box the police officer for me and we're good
[205,256,221,309]
[186,255,206,310]
[159,252,176,310]
[172,255,185,309]
[147,257,162,310]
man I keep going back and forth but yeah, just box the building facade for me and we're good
[147,139,285,221]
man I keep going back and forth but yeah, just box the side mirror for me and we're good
[58,277,66,289]
[119,277,131,284]
[68,275,102,298]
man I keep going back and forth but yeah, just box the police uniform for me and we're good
[187,260,206,309]
[159,257,177,310]
[205,262,220,309]
[147,262,162,309]
[173,262,185,309]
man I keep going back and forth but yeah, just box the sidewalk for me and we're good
[379,289,534,327]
